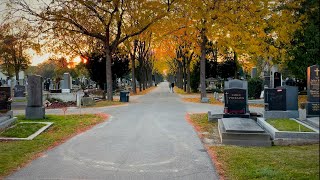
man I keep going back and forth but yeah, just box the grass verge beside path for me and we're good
[183,97,223,105]
[267,118,314,132]
[188,113,319,180]
[89,100,125,108]
[0,114,108,178]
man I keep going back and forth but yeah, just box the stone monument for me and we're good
[25,75,45,119]
[264,85,299,118]
[61,73,71,93]
[223,79,249,118]
[306,65,320,117]
[0,87,16,130]
[217,79,271,146]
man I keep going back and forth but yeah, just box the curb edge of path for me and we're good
[185,113,225,180]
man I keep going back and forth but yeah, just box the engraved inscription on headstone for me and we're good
[224,89,247,114]
[307,65,320,117]
[264,88,286,111]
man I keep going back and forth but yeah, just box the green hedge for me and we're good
[248,77,263,99]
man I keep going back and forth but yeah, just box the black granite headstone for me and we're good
[14,85,26,97]
[0,87,11,112]
[307,65,320,117]
[264,87,286,111]
[274,72,281,88]
[224,88,247,114]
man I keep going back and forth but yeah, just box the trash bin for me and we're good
[120,91,130,102]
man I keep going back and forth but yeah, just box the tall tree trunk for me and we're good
[131,40,137,94]
[187,62,191,93]
[200,27,207,99]
[183,58,187,92]
[178,62,183,88]
[143,68,147,89]
[149,70,153,87]
[15,69,19,83]
[234,51,239,79]
[106,50,113,101]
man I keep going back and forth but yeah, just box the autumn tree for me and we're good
[0,20,35,81]
[11,0,176,100]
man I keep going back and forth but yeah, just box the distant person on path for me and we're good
[169,83,172,92]
[171,82,174,93]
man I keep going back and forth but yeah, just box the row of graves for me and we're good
[0,75,83,140]
[209,64,319,146]
[0,75,50,140]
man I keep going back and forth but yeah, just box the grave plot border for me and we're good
[257,118,319,145]
[0,122,53,141]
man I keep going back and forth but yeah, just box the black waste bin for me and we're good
[120,91,130,102]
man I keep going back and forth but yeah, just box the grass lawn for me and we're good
[188,113,320,180]
[183,97,223,105]
[266,118,314,132]
[88,100,125,108]
[174,87,199,95]
[210,145,319,180]
[13,99,27,103]
[0,123,46,138]
[0,114,107,178]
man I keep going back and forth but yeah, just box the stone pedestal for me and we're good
[26,106,45,119]
[0,110,17,130]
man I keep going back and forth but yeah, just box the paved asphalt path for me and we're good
[7,82,263,180]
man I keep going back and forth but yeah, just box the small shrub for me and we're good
[248,77,263,99]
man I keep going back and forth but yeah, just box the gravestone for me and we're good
[223,79,249,118]
[0,87,11,112]
[264,86,299,118]
[306,65,320,117]
[14,85,26,97]
[61,73,72,93]
[25,75,45,119]
[264,87,286,111]
[0,87,16,130]
[273,72,282,88]
[251,67,257,78]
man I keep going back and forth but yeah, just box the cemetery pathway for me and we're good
[8,82,263,180]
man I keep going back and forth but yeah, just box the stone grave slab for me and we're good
[221,118,265,133]
[218,118,272,146]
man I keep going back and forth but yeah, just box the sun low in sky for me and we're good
[29,49,86,67]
